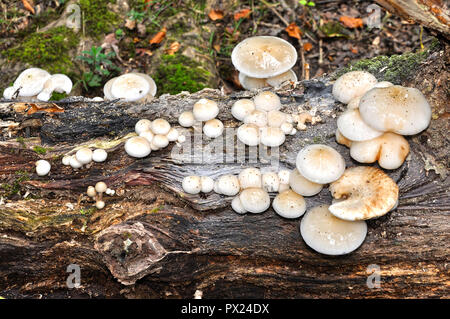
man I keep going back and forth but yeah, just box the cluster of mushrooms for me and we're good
[232,36,298,90]
[86,181,115,210]
[62,147,108,169]
[178,98,224,138]
[125,117,182,157]
[3,67,73,102]
[333,70,431,169]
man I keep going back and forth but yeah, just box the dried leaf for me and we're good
[136,48,153,57]
[208,9,224,21]
[303,42,313,52]
[213,44,221,52]
[285,22,302,39]
[149,27,167,45]
[165,41,180,55]
[27,103,64,115]
[12,103,30,113]
[21,0,35,14]
[133,37,141,43]
[339,16,363,28]
[234,9,251,21]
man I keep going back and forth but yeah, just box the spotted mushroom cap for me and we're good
[231,36,298,78]
[272,189,306,219]
[332,71,377,104]
[13,68,51,97]
[110,73,150,102]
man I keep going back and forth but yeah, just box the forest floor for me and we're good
[0,0,438,98]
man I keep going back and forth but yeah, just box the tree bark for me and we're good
[0,42,449,298]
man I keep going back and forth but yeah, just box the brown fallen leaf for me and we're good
[27,103,64,115]
[208,9,224,21]
[303,42,313,52]
[22,0,35,14]
[285,22,302,39]
[339,16,363,28]
[165,41,180,55]
[136,48,153,57]
[213,44,221,52]
[150,27,167,45]
[133,37,140,43]
[234,8,251,21]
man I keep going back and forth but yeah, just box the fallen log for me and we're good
[0,42,448,298]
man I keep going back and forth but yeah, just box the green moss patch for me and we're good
[3,26,79,74]
[79,0,120,37]
[153,54,213,95]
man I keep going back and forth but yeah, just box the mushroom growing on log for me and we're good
[0,41,449,299]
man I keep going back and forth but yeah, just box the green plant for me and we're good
[115,28,124,38]
[76,46,120,91]
[299,0,315,6]
[127,9,146,22]
[33,146,47,155]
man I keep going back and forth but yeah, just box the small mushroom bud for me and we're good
[151,118,171,135]
[62,155,71,166]
[87,186,97,198]
[95,200,105,210]
[95,181,107,194]
[139,130,154,143]
[231,196,247,214]
[69,155,83,169]
[200,176,214,193]
[182,176,202,194]
[166,128,179,142]
[135,119,152,135]
[76,148,93,165]
[92,149,108,163]
[203,119,224,138]
[178,111,196,127]
[35,160,51,176]
[152,134,169,149]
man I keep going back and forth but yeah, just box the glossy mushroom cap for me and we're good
[151,118,171,135]
[237,123,260,146]
[238,72,268,90]
[203,119,224,138]
[272,189,306,219]
[296,144,346,184]
[329,166,399,221]
[124,136,151,158]
[193,99,219,122]
[300,205,367,255]
[92,149,108,162]
[253,91,281,112]
[14,68,51,97]
[178,111,196,127]
[182,176,202,194]
[359,85,432,135]
[110,73,150,102]
[231,99,256,121]
[337,108,383,141]
[231,36,297,78]
[239,187,271,213]
[332,71,377,104]
[75,148,93,165]
[35,160,51,176]
[289,168,323,196]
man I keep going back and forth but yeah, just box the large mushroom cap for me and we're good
[132,72,157,97]
[300,205,367,255]
[296,144,346,184]
[272,189,306,219]
[266,69,297,87]
[238,72,269,90]
[329,166,399,221]
[350,132,410,170]
[110,73,150,102]
[231,36,297,78]
[124,136,151,158]
[239,187,270,214]
[193,98,219,122]
[337,108,383,142]
[13,68,51,97]
[103,77,117,100]
[289,168,323,196]
[332,71,377,104]
[359,85,431,135]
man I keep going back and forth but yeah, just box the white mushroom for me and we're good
[182,176,202,194]
[289,168,323,196]
[87,186,96,198]
[135,119,152,135]
[261,172,280,192]
[237,123,260,146]
[239,187,270,214]
[231,99,256,121]
[337,108,383,141]
[103,77,117,100]
[192,99,219,122]
[132,72,157,97]
[95,200,106,209]
[277,169,291,185]
[260,127,285,147]
[13,68,51,97]
[332,71,377,104]
[166,128,179,142]
[203,119,224,138]
[266,69,297,88]
[37,74,72,102]
[200,176,214,193]
[238,72,268,90]
[152,134,169,149]
[3,87,16,99]
[69,155,83,169]
[300,205,367,255]
[35,160,51,176]
[124,136,151,158]
[253,91,281,112]
[296,144,345,184]
[216,174,240,196]
[267,110,288,128]
[62,155,71,166]
[75,148,93,165]
[95,181,107,194]
[272,189,306,219]
[238,167,262,189]
[92,149,108,163]
[178,111,196,127]
[139,130,154,143]
[110,73,150,102]
[151,118,171,135]
[243,110,268,127]
[231,196,247,214]
[231,36,297,78]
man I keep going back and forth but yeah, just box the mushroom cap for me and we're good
[231,196,247,214]
[193,98,219,121]
[200,176,214,193]
[332,71,377,104]
[239,187,271,213]
[69,155,83,169]
[135,119,152,135]
[132,72,157,97]
[3,86,16,99]
[337,108,383,141]
[277,169,291,184]
[350,132,410,170]
[329,166,399,220]
[151,118,171,135]
[62,155,71,166]
[47,74,73,94]
[203,119,224,138]
[35,160,51,176]
[152,134,169,149]
[267,110,287,128]
[231,36,297,78]
[238,72,268,90]
[289,168,323,196]
[237,123,260,146]
[280,122,294,135]
[92,149,108,162]
[262,172,280,192]
[110,73,150,102]
[103,77,117,100]
[95,200,106,209]
[216,174,240,196]
[87,186,97,198]
[300,205,367,255]
[243,110,268,127]
[260,127,286,147]
[253,91,281,112]
[75,148,93,165]
[335,128,353,148]
[139,130,154,143]
[347,97,361,110]
[238,167,262,189]
[278,183,290,192]
[182,175,202,194]
[124,136,151,158]
[231,99,256,121]
[374,81,393,88]
[296,144,346,184]
[266,69,297,88]
[14,68,51,97]
[178,111,196,127]
[166,128,179,142]
[359,86,432,135]
[95,181,108,193]
[272,189,306,219]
